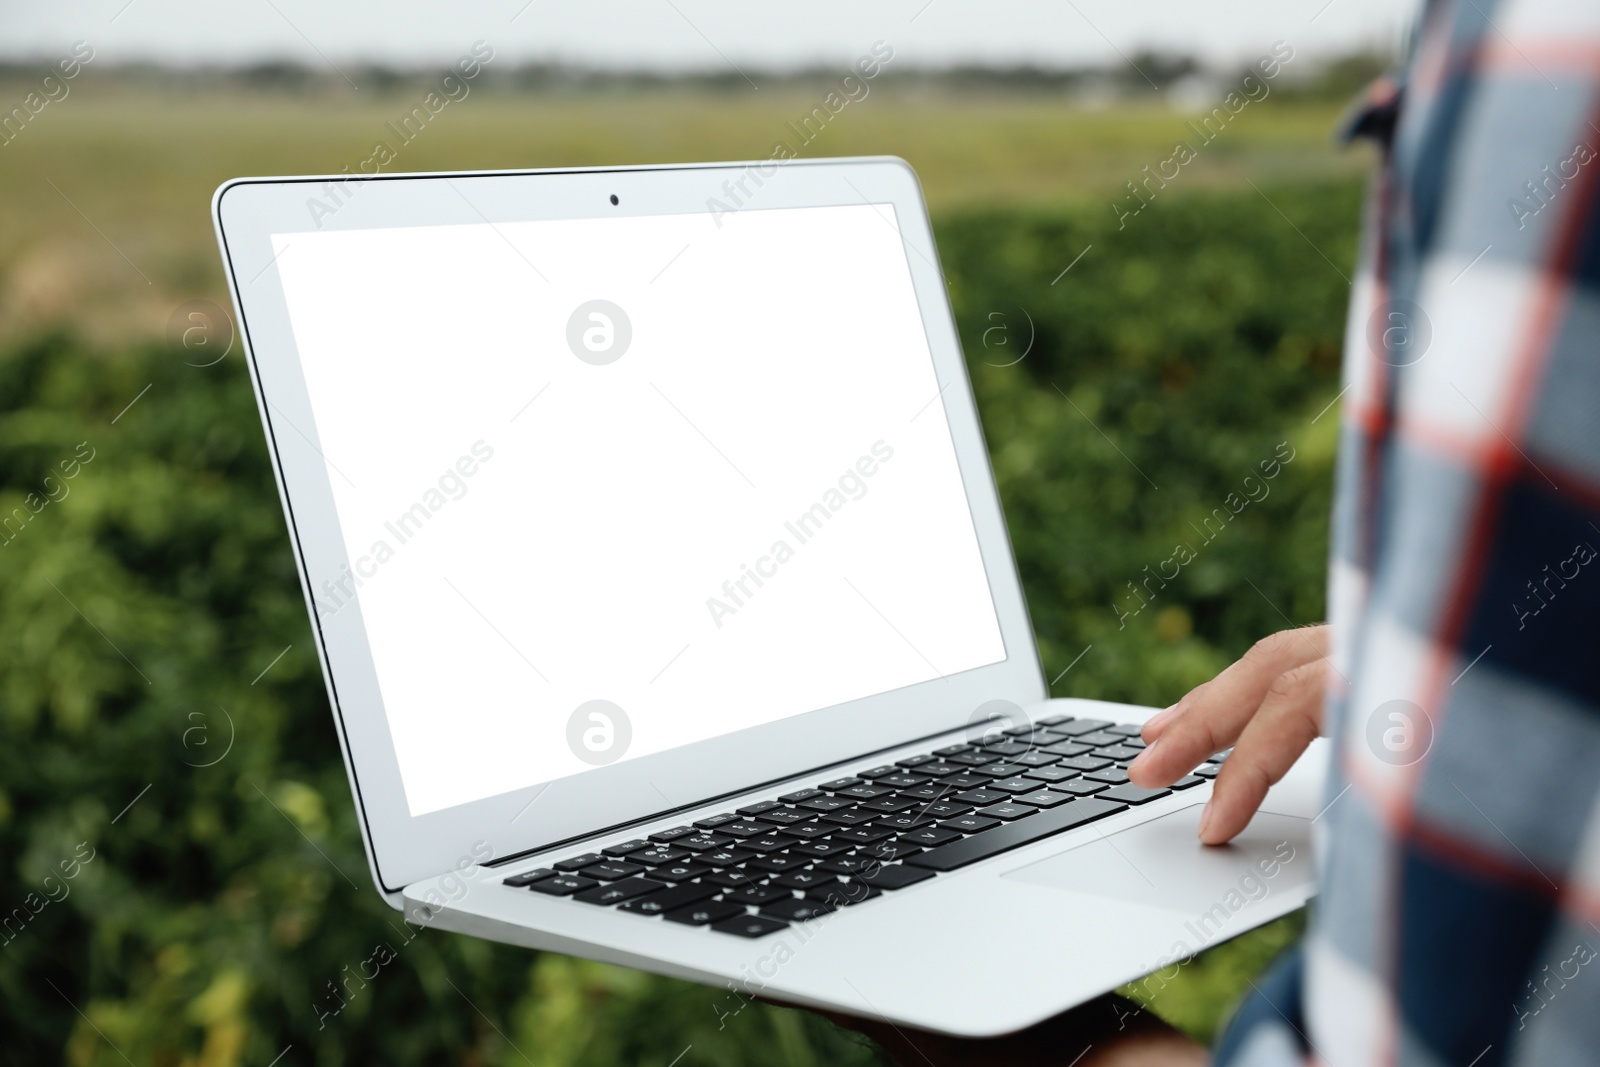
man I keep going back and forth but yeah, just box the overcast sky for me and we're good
[3,0,1416,71]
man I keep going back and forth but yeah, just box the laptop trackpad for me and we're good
[1001,804,1313,914]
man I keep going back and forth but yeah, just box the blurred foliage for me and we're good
[0,176,1357,1065]
[941,181,1357,700]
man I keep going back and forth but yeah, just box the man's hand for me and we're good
[1127,626,1329,845]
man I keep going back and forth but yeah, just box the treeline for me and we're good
[0,50,1387,102]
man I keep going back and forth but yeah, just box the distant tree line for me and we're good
[0,50,1389,102]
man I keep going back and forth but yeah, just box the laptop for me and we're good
[212,157,1322,1037]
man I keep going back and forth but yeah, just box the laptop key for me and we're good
[554,853,605,872]
[915,763,964,778]
[895,754,937,768]
[750,853,809,873]
[933,744,974,757]
[977,803,1037,821]
[693,813,741,830]
[707,869,763,888]
[601,839,650,857]
[677,834,735,852]
[761,897,836,922]
[716,821,770,838]
[875,812,936,831]
[900,783,953,802]
[631,846,691,865]
[942,773,993,790]
[978,741,1032,757]
[836,784,893,800]
[820,777,864,791]
[711,914,790,938]
[856,864,937,890]
[1193,765,1220,778]
[819,809,875,827]
[736,800,783,816]
[924,801,974,819]
[529,875,599,896]
[1094,745,1144,762]
[1086,768,1130,785]
[777,869,838,890]
[1057,780,1109,796]
[503,868,556,887]
[789,840,852,859]
[1059,755,1113,772]
[945,751,998,767]
[860,796,918,814]
[818,854,876,875]
[1022,766,1078,783]
[755,808,811,826]
[1043,741,1094,757]
[722,884,793,906]
[987,776,1037,794]
[784,823,835,840]
[834,826,896,846]
[665,900,746,926]
[953,789,1010,806]
[1097,784,1172,805]
[574,877,667,906]
[1074,730,1125,747]
[797,796,852,812]
[1171,774,1205,790]
[1058,719,1119,736]
[819,851,870,876]
[901,826,962,848]
[858,765,900,779]
[907,797,1130,873]
[873,773,928,789]
[580,861,646,880]
[1013,752,1062,768]
[1013,790,1073,809]
[743,834,799,854]
[942,814,1000,834]
[648,826,696,843]
[646,825,697,844]
[1037,713,1074,726]
[779,787,825,804]
[653,862,711,883]
[1107,723,1144,737]
[698,847,755,867]
[617,882,716,916]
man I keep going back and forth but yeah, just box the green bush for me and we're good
[0,180,1357,1065]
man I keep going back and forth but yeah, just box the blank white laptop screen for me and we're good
[271,200,1005,817]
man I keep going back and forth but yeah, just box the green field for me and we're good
[0,81,1364,1066]
[0,81,1367,348]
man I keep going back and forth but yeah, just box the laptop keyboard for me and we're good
[501,715,1218,938]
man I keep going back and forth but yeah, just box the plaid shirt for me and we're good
[1214,1,1600,1065]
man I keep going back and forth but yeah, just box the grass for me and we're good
[0,81,1368,350]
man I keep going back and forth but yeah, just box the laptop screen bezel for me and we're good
[213,158,1046,896]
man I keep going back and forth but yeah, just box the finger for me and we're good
[1198,658,1327,845]
[1140,680,1210,743]
[1130,625,1328,787]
